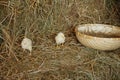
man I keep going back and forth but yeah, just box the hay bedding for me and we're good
[0,0,120,80]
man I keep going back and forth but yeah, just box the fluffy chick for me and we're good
[21,37,32,54]
[55,32,65,47]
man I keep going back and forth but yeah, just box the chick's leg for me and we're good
[29,52,32,56]
[56,44,59,48]
[29,50,32,56]
[61,43,64,46]
[23,49,25,52]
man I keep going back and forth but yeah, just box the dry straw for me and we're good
[0,0,120,80]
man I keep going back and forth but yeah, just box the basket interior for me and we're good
[77,24,120,38]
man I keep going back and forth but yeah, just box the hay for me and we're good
[0,0,120,80]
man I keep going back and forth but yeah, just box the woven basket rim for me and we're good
[75,24,120,40]
[77,32,120,40]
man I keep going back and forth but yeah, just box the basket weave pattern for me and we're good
[75,24,120,50]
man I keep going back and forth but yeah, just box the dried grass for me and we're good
[0,0,120,80]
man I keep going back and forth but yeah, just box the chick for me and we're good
[21,37,32,55]
[55,32,65,47]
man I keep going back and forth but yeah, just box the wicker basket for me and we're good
[75,24,120,50]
